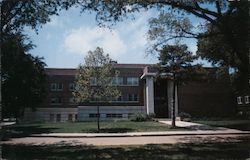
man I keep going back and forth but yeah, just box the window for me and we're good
[50,97,62,105]
[127,77,139,86]
[49,114,54,122]
[106,114,122,118]
[68,114,73,121]
[69,83,75,91]
[128,94,139,102]
[117,96,122,101]
[134,94,138,101]
[128,94,133,101]
[237,96,243,104]
[112,77,124,85]
[89,113,99,118]
[69,97,76,105]
[90,77,97,86]
[245,96,249,104]
[56,114,61,122]
[50,83,63,91]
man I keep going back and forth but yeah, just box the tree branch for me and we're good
[215,0,222,16]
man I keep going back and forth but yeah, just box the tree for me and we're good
[158,44,196,127]
[0,0,78,34]
[73,47,120,132]
[75,0,249,87]
[2,33,47,119]
[0,0,76,121]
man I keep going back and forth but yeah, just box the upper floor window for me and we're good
[50,97,62,105]
[237,96,243,105]
[112,77,124,85]
[128,94,139,102]
[127,77,139,86]
[50,83,63,91]
[69,83,75,91]
[90,77,97,86]
[69,97,76,105]
[245,96,249,104]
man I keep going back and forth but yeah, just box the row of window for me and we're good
[237,96,249,105]
[50,93,139,105]
[50,83,75,91]
[49,114,77,122]
[50,77,139,92]
[50,97,76,105]
[89,113,123,118]
[90,94,139,102]
[90,77,139,86]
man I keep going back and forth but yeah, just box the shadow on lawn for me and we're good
[2,136,249,160]
[1,125,58,140]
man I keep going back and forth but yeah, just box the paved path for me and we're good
[158,120,240,131]
[2,120,249,146]
[2,134,249,146]
[0,122,16,127]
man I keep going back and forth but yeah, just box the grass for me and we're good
[1,121,188,139]
[2,136,249,160]
[193,119,250,131]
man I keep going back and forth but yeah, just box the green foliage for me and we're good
[179,112,191,121]
[2,33,47,118]
[73,47,120,103]
[131,113,147,122]
[0,0,78,34]
[130,113,155,122]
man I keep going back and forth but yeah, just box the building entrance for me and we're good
[154,79,168,118]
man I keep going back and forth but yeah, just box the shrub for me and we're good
[131,113,147,122]
[179,112,191,121]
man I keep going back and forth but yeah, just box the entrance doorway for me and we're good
[154,79,168,117]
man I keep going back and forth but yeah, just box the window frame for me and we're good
[127,77,139,86]
[237,96,243,105]
[245,96,249,104]
[69,83,75,91]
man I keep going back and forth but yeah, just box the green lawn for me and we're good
[2,121,188,138]
[194,119,250,131]
[2,136,249,160]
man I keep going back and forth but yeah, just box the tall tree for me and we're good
[158,44,196,127]
[2,33,47,119]
[73,47,120,132]
[75,0,249,87]
[0,0,77,34]
[0,0,76,121]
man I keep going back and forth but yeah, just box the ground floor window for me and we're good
[75,114,78,121]
[106,114,123,118]
[49,114,54,121]
[68,114,73,121]
[89,114,99,118]
[56,114,61,122]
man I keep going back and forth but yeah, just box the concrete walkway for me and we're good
[2,120,249,146]
[2,134,249,146]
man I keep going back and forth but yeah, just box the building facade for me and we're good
[24,64,236,122]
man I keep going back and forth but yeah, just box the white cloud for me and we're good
[64,26,127,59]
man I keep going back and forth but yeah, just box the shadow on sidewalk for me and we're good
[2,136,249,160]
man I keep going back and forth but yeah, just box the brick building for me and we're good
[24,64,236,122]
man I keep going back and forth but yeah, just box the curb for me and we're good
[30,131,250,138]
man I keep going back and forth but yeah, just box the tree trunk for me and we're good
[172,73,176,127]
[97,105,100,132]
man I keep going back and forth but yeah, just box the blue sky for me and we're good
[25,7,207,68]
